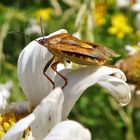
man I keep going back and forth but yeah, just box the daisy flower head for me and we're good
[1,29,131,139]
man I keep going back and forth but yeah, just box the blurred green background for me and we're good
[0,0,140,139]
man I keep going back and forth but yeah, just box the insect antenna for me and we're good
[7,31,39,43]
[40,17,45,40]
[39,17,49,44]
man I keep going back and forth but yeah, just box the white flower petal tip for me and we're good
[98,76,131,106]
[36,29,68,40]
[1,81,13,90]
[116,0,129,8]
[0,81,13,99]
[0,95,9,114]
[41,87,64,104]
[72,32,81,39]
[132,3,140,12]
[30,87,64,139]
[55,66,130,119]
[45,120,91,140]
[125,45,137,55]
[46,29,68,37]
[56,63,65,71]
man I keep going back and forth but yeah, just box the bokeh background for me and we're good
[0,0,140,139]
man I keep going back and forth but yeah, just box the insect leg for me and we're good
[43,56,55,89]
[51,61,67,89]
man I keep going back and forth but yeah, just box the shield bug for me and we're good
[8,20,119,89]
[37,33,119,89]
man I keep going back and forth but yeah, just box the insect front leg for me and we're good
[43,55,55,89]
[51,60,67,89]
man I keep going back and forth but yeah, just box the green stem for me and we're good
[125,104,136,140]
[109,98,136,140]
[0,13,12,72]
[86,0,94,42]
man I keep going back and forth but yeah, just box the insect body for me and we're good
[38,33,119,89]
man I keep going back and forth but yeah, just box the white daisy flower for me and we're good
[1,29,131,139]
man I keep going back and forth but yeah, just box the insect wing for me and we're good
[85,42,120,59]
[48,34,119,61]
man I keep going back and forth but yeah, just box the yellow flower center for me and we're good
[0,112,30,139]
[0,113,16,138]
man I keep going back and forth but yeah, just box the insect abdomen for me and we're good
[62,51,106,65]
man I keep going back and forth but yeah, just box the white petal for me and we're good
[18,29,67,106]
[125,45,137,55]
[73,32,81,39]
[116,0,129,7]
[18,41,53,106]
[3,81,13,90]
[0,89,10,100]
[30,87,64,140]
[2,114,35,140]
[55,66,130,119]
[0,81,13,99]
[3,88,64,140]
[36,29,68,40]
[56,63,65,71]
[97,76,131,106]
[44,120,91,140]
[0,94,9,114]
[132,3,140,12]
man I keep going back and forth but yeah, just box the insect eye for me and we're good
[38,39,47,45]
[91,44,98,48]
